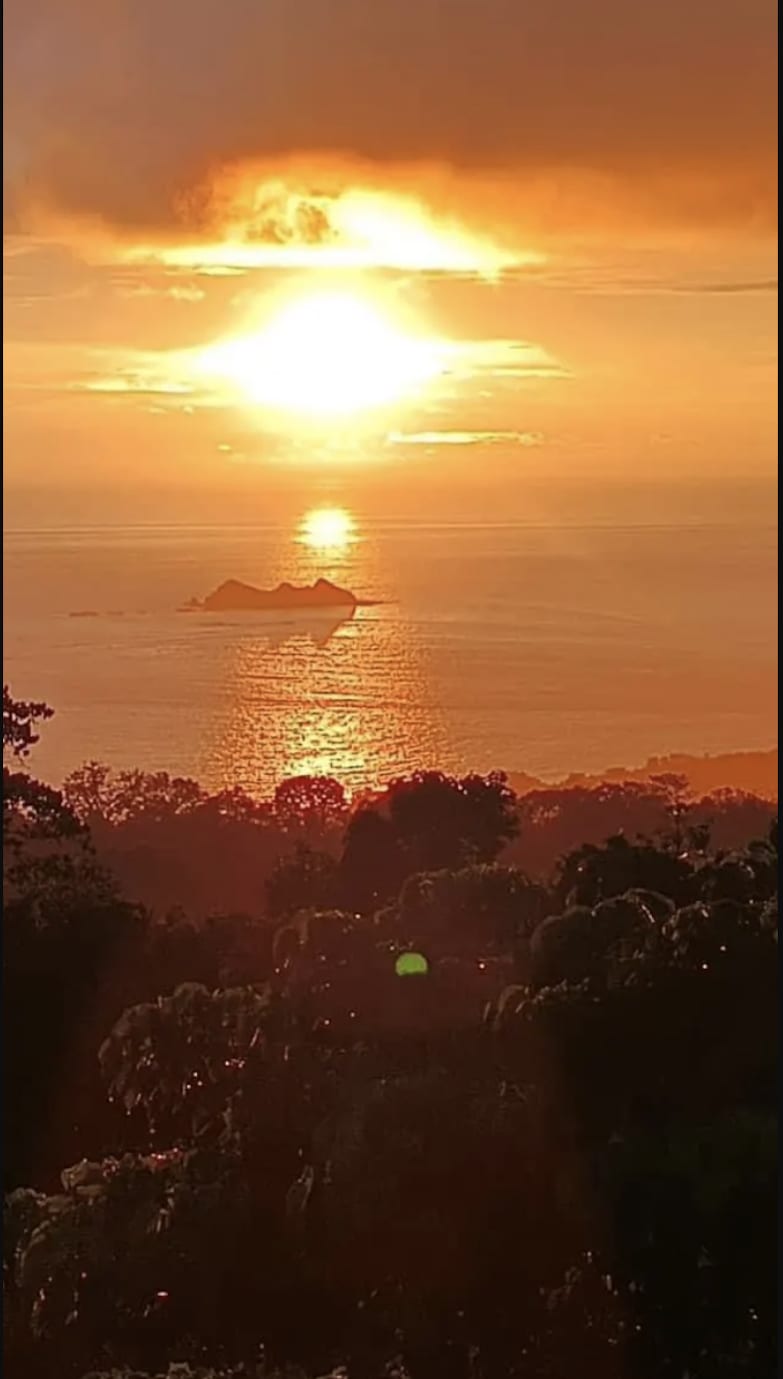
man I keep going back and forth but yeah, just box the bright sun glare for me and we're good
[129,185,527,275]
[195,290,446,418]
[300,507,355,550]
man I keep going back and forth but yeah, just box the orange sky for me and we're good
[3,0,777,526]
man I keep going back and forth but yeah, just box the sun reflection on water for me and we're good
[207,609,448,796]
[203,517,449,796]
[299,506,356,552]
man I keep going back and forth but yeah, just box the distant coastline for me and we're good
[508,749,779,801]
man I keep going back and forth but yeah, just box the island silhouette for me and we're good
[66,580,368,646]
[179,577,373,614]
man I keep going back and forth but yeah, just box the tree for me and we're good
[272,775,348,836]
[272,909,379,1036]
[99,983,275,1142]
[392,863,547,960]
[63,764,206,826]
[662,897,776,973]
[595,1112,777,1378]
[339,807,403,912]
[529,890,669,988]
[3,689,80,847]
[4,1146,254,1377]
[649,771,691,849]
[265,845,338,919]
[385,771,518,873]
[3,691,150,1189]
[557,834,695,908]
[3,685,53,759]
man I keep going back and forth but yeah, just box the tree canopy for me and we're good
[2,693,777,1379]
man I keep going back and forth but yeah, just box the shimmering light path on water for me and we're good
[3,518,776,796]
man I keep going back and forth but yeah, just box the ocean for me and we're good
[2,519,777,797]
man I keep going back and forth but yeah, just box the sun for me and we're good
[195,289,446,418]
[300,507,355,550]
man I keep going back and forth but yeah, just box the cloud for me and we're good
[4,0,776,238]
[114,282,206,302]
[387,430,544,447]
[559,274,779,297]
[522,263,779,295]
[663,279,778,295]
[122,184,526,274]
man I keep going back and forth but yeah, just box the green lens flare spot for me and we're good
[395,951,429,977]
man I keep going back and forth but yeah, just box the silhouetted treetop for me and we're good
[3,685,53,759]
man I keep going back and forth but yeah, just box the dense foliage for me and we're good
[3,689,778,1379]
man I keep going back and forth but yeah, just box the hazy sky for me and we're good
[3,0,777,527]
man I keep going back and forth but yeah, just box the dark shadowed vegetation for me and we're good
[3,689,778,1379]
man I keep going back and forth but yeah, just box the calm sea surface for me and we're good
[2,521,777,795]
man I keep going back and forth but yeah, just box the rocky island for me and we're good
[180,577,368,613]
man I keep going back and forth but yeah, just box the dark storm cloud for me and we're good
[3,0,776,231]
